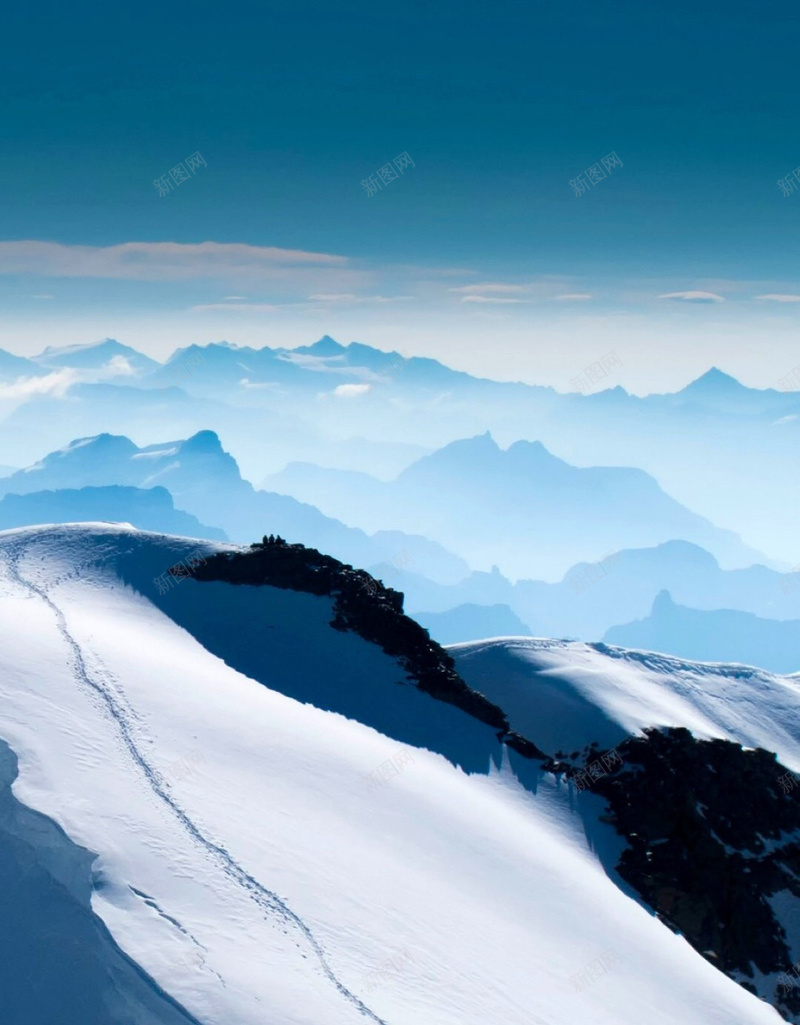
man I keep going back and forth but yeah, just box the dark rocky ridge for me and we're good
[171,536,546,760]
[589,727,800,1021]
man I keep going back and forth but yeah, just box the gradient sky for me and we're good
[2,0,800,392]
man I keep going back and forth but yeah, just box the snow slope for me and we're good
[0,525,785,1024]
[452,636,800,771]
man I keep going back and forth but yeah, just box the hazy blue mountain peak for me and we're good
[53,433,139,461]
[506,438,565,466]
[681,367,747,394]
[401,432,500,474]
[33,339,159,372]
[652,589,676,613]
[36,337,121,358]
[299,335,346,356]
[178,429,225,455]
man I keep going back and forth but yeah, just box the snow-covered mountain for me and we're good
[0,523,794,1024]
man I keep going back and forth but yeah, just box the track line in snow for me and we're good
[3,542,389,1025]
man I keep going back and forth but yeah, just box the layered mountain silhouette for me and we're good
[0,349,42,379]
[0,431,464,582]
[2,338,800,566]
[604,589,800,674]
[5,425,796,670]
[33,339,161,376]
[401,539,800,642]
[265,433,765,579]
[0,485,226,540]
[412,602,533,645]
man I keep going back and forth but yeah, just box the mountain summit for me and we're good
[680,367,748,394]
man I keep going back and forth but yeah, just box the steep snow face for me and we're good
[452,637,800,771]
[0,737,202,1025]
[0,525,785,1025]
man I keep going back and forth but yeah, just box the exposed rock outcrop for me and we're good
[173,536,546,754]
[589,727,800,1021]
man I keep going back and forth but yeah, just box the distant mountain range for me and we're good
[265,433,765,579]
[0,431,465,583]
[1,337,800,565]
[412,603,532,645]
[6,426,800,674]
[604,589,800,674]
[35,339,162,376]
[401,538,800,631]
[0,485,226,541]
[397,538,800,670]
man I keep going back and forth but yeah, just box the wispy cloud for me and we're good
[0,369,77,399]
[191,292,413,312]
[0,356,136,402]
[450,282,530,295]
[308,293,411,304]
[657,290,725,303]
[552,293,593,301]
[333,383,372,397]
[101,355,137,378]
[0,241,348,282]
[755,293,800,303]
[190,302,281,313]
[239,378,281,391]
[461,295,528,304]
[449,278,581,303]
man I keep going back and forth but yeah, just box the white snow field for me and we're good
[452,636,800,771]
[0,524,786,1025]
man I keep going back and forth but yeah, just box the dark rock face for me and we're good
[588,727,800,1020]
[174,536,544,749]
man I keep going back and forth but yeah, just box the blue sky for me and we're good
[2,0,800,391]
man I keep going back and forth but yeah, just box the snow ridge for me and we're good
[3,537,388,1025]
